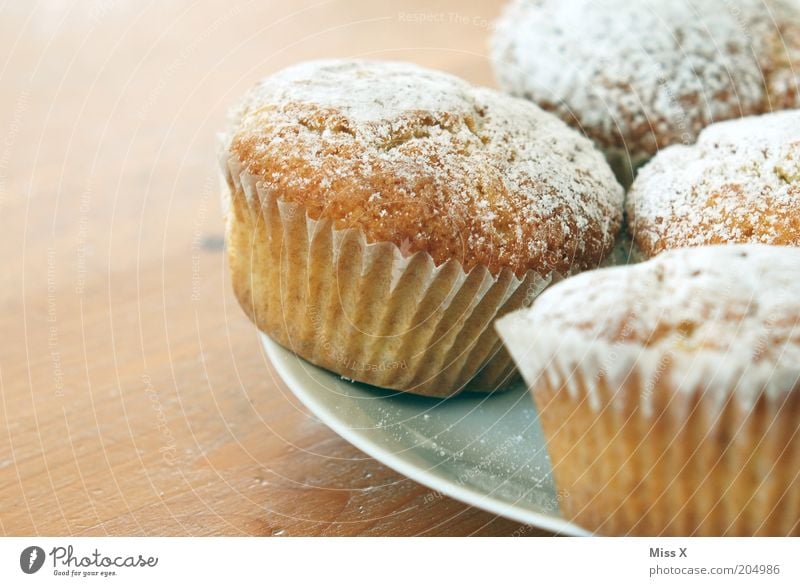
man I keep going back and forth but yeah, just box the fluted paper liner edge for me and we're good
[495,318,800,535]
[221,151,557,397]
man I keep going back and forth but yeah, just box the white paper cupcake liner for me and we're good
[221,152,558,397]
[496,321,800,535]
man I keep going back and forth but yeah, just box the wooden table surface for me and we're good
[0,0,549,536]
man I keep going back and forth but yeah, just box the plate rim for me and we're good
[262,333,589,536]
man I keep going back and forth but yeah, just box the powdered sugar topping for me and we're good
[226,59,623,276]
[497,245,800,404]
[628,109,800,255]
[491,0,800,160]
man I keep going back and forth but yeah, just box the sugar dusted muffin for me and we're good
[497,244,800,535]
[628,110,800,258]
[221,59,623,397]
[491,0,800,184]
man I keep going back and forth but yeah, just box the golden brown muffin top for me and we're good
[497,245,800,403]
[628,110,800,258]
[491,0,800,164]
[225,59,623,277]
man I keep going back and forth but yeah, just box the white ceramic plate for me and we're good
[262,333,588,536]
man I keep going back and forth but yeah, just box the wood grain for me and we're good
[0,0,549,536]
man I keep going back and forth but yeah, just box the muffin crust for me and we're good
[628,110,800,257]
[491,0,800,178]
[227,59,623,277]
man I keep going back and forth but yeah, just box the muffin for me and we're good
[491,0,800,184]
[220,59,623,397]
[628,110,800,258]
[497,244,800,535]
